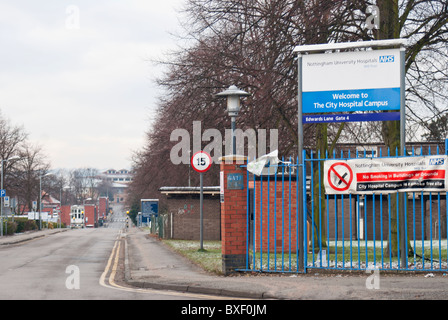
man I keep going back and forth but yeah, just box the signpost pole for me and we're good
[200,172,204,251]
[399,46,407,267]
[297,53,304,271]
[1,162,4,237]
[295,39,407,271]
[191,151,212,252]
[400,46,406,157]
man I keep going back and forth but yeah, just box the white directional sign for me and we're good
[324,155,448,195]
[302,48,401,114]
[191,151,212,173]
[4,196,9,207]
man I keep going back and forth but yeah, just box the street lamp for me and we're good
[1,155,21,236]
[39,172,53,230]
[217,85,250,155]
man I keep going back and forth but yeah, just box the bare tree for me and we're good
[131,1,448,256]
[68,168,100,204]
[0,111,27,192]
[9,142,51,214]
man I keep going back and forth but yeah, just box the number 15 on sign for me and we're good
[191,151,212,173]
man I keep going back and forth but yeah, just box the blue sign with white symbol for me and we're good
[141,199,159,224]
[302,88,400,114]
[0,190,5,198]
[227,173,244,190]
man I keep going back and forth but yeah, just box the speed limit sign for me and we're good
[191,151,212,173]
[191,150,212,251]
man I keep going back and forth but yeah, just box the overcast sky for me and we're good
[0,0,185,171]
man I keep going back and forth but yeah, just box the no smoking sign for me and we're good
[326,162,354,193]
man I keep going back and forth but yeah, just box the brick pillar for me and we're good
[219,155,247,275]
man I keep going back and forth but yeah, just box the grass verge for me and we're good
[161,239,223,275]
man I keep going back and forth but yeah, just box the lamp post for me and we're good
[217,85,250,155]
[39,172,53,230]
[1,156,21,236]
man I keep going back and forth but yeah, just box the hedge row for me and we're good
[2,218,65,235]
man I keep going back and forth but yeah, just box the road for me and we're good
[0,204,212,300]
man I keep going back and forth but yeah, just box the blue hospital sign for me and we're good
[302,49,401,114]
[141,199,159,224]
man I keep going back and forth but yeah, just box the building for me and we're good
[158,186,221,240]
[97,169,133,203]
[41,191,61,211]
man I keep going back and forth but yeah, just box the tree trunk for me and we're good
[378,0,412,258]
[312,123,328,252]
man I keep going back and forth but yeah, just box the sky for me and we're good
[0,0,185,171]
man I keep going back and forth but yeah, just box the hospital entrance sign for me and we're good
[324,155,448,195]
[302,48,401,116]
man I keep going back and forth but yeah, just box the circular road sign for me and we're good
[327,162,353,192]
[191,151,212,173]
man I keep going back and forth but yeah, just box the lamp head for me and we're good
[216,85,250,117]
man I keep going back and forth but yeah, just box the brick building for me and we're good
[84,204,97,228]
[97,169,133,204]
[158,186,221,240]
[98,197,109,220]
[61,205,71,226]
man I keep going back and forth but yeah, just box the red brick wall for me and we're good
[61,205,71,226]
[99,197,108,219]
[84,205,97,227]
[162,195,221,240]
[220,156,247,260]
[254,178,299,252]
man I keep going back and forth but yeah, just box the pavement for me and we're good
[123,226,448,300]
[0,227,68,246]
[2,226,448,300]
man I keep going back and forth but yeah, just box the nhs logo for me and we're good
[379,55,394,63]
[429,157,445,165]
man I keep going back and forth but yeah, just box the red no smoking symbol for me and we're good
[327,162,354,192]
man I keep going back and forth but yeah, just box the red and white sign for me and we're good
[327,162,354,192]
[191,151,212,173]
[324,155,448,194]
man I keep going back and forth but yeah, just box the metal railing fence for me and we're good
[240,142,448,273]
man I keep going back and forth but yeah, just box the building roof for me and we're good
[41,191,61,206]
[159,186,220,195]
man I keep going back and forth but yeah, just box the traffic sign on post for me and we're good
[190,151,212,251]
[0,190,5,198]
[191,151,212,173]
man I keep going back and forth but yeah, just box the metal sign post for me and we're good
[294,38,407,272]
[191,151,212,251]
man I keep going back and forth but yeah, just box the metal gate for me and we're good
[242,143,448,273]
